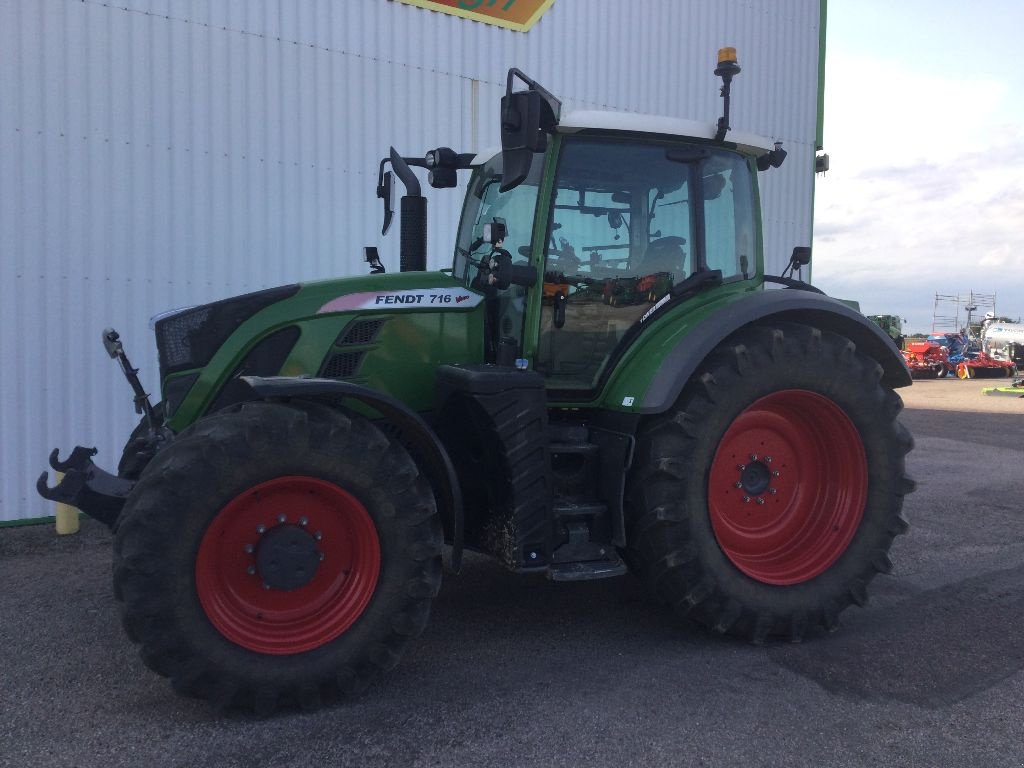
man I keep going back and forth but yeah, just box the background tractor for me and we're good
[38,50,914,713]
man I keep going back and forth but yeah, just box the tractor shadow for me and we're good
[767,562,1024,709]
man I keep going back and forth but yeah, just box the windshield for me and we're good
[453,153,544,283]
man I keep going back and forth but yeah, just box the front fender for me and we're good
[241,376,464,572]
[637,289,912,414]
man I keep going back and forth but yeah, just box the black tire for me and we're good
[112,399,442,713]
[623,322,914,642]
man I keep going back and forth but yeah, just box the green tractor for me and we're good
[39,50,914,713]
[868,314,906,351]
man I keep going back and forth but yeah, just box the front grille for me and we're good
[155,284,300,377]
[156,308,211,371]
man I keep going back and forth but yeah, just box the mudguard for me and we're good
[640,288,912,413]
[240,376,465,571]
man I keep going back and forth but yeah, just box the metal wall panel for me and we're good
[1,0,820,520]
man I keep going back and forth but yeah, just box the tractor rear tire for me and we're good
[113,399,442,712]
[624,322,914,642]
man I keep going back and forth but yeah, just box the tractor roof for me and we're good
[472,109,775,166]
[558,110,775,155]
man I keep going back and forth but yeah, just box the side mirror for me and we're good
[377,170,395,235]
[499,92,544,193]
[501,90,548,154]
[499,69,561,192]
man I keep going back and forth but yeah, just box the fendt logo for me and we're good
[317,288,483,314]
[395,0,554,32]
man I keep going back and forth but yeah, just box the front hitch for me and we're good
[37,447,134,529]
[36,326,157,529]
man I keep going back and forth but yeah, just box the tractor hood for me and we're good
[158,271,487,430]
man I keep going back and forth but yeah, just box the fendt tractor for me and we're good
[39,50,915,713]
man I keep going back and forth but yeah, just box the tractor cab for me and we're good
[454,126,762,394]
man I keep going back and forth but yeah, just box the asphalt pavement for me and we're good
[1,377,1022,768]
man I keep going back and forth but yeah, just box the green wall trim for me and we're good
[808,0,828,284]
[0,512,84,529]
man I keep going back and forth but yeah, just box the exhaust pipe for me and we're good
[389,148,427,272]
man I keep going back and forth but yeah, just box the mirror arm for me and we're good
[505,69,563,120]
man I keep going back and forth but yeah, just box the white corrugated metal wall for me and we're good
[1,0,821,521]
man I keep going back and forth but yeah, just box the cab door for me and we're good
[534,136,756,397]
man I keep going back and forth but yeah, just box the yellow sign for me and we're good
[395,0,555,32]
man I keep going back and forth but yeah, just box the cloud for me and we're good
[813,55,1024,332]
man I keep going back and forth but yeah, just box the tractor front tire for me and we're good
[113,399,442,712]
[624,322,914,642]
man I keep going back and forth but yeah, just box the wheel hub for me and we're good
[254,524,321,591]
[739,459,772,496]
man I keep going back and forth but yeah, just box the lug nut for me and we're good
[749,453,758,461]
[319,552,325,561]
[243,544,254,554]
[772,470,780,477]
[769,488,778,495]
[246,565,256,575]
[742,496,751,503]
[262,583,271,590]
[314,531,323,541]
[298,516,309,527]
[756,497,765,505]
[765,456,773,463]
[737,464,746,471]
[734,481,743,489]
[256,524,266,534]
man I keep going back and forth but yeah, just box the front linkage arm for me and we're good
[36,327,164,529]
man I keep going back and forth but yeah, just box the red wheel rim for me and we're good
[195,476,380,654]
[708,390,867,585]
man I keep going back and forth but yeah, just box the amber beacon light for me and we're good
[714,46,742,141]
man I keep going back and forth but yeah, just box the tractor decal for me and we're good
[318,288,483,313]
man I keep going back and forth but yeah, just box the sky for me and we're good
[812,0,1024,333]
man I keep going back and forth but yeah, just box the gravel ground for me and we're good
[1,377,1022,768]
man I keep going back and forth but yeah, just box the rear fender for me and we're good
[640,290,912,414]
[240,376,464,572]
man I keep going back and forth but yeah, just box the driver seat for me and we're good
[639,236,686,276]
